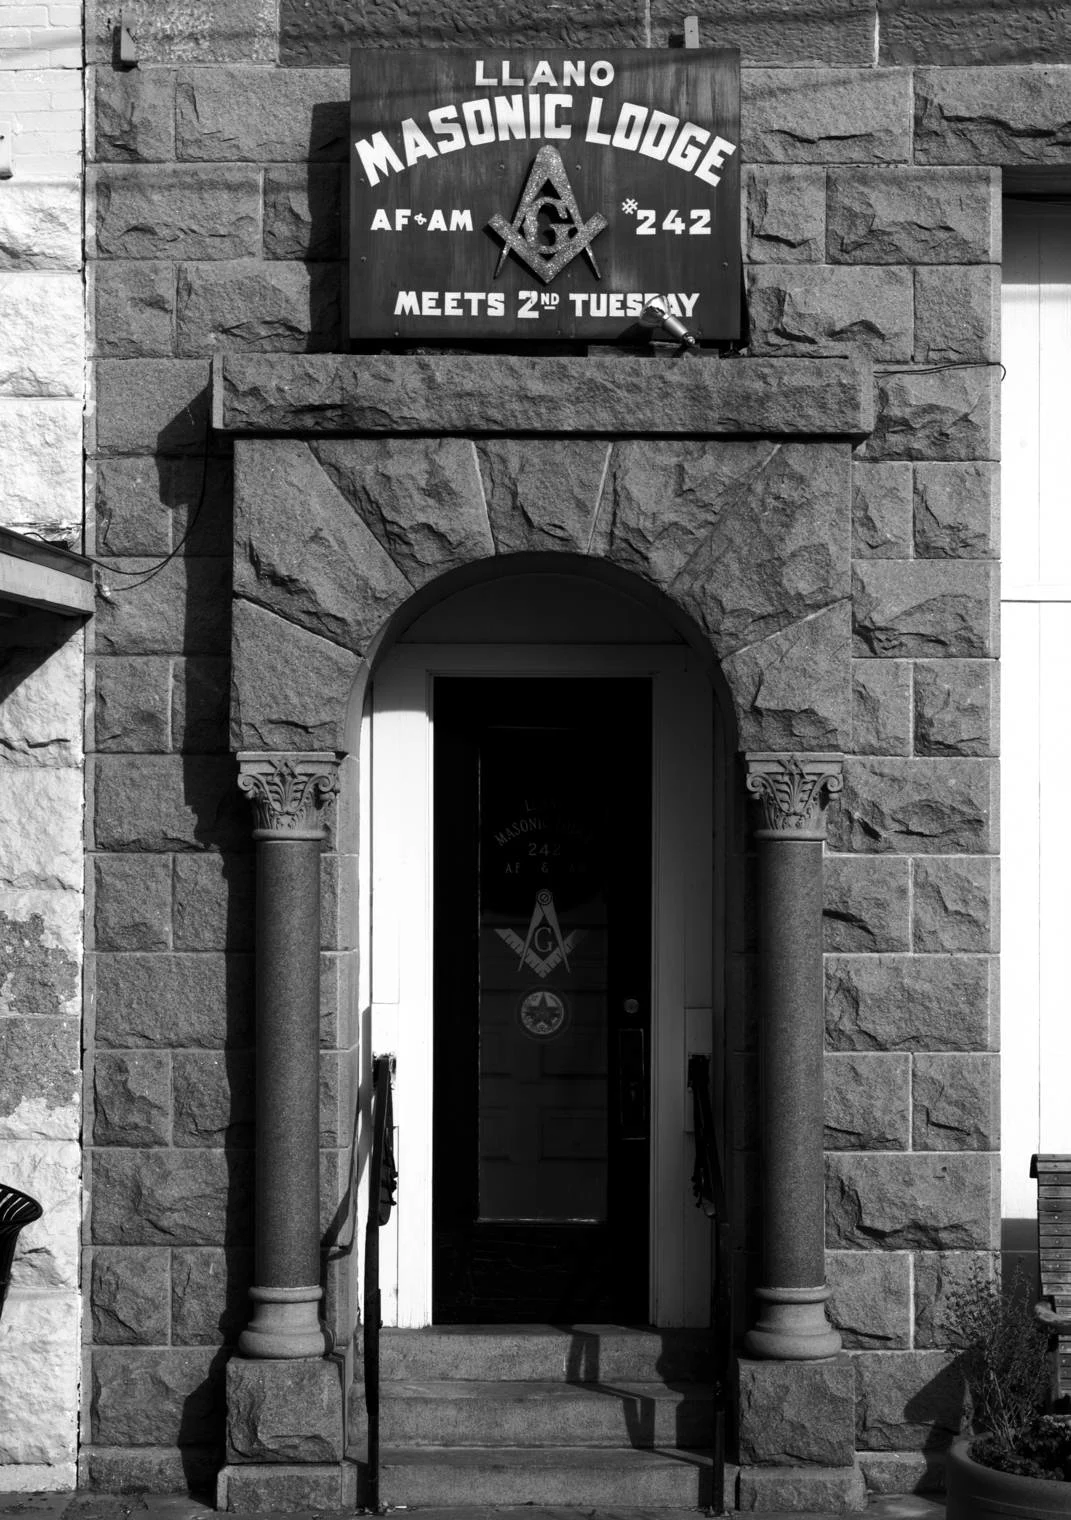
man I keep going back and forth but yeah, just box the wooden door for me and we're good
[432,678,652,1322]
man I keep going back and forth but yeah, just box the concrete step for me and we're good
[379,1378,717,1448]
[378,1325,716,1382]
[379,1444,719,1507]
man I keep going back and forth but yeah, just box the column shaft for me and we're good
[744,752,842,1362]
[237,752,339,1360]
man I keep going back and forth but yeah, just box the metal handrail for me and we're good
[363,1054,397,1515]
[687,1054,731,1518]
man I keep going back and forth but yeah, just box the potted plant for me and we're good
[945,1266,1071,1518]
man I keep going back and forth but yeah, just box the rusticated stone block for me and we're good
[609,441,850,656]
[94,69,177,162]
[0,1291,79,1466]
[91,1148,251,1245]
[94,1050,171,1146]
[172,1246,253,1346]
[747,167,825,264]
[263,166,344,262]
[90,1247,170,1344]
[173,657,230,754]
[852,660,911,756]
[826,1153,998,1250]
[215,353,875,438]
[852,1349,963,1450]
[827,1251,911,1349]
[226,1358,343,1464]
[825,1052,910,1149]
[95,454,233,559]
[853,462,912,559]
[93,756,249,854]
[737,1356,856,1466]
[95,656,170,752]
[826,952,995,1050]
[858,1449,947,1494]
[913,1052,999,1151]
[280,0,645,61]
[0,182,81,272]
[3,1140,80,1289]
[915,266,999,367]
[321,853,357,955]
[93,359,211,455]
[172,1050,253,1148]
[1,275,82,397]
[311,437,493,587]
[830,755,997,854]
[94,950,252,1049]
[747,265,912,360]
[231,598,361,753]
[176,67,348,162]
[866,366,998,462]
[320,951,357,1051]
[723,604,851,752]
[853,561,997,658]
[652,0,872,59]
[94,556,229,657]
[913,855,997,953]
[93,263,175,359]
[218,1463,351,1512]
[90,0,276,64]
[234,440,413,653]
[916,67,1071,164]
[915,461,998,560]
[744,69,911,164]
[827,167,1000,264]
[92,1347,225,1446]
[81,1444,219,1494]
[914,659,997,757]
[0,770,83,893]
[173,853,253,952]
[0,1015,79,1139]
[914,1249,995,1349]
[883,2,1071,64]
[0,900,80,1020]
[824,855,910,953]
[737,1463,866,1513]
[94,166,261,262]
[176,261,342,356]
[476,439,608,554]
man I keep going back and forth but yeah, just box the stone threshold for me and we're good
[212,352,874,439]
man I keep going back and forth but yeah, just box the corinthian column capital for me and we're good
[745,752,843,841]
[237,752,341,840]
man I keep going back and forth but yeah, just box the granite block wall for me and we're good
[80,0,1064,1495]
[0,0,85,1492]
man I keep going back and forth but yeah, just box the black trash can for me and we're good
[0,1184,43,1325]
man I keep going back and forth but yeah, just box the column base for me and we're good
[744,1284,842,1360]
[238,1284,329,1359]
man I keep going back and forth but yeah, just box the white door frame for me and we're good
[368,644,714,1327]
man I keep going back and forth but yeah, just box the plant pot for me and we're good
[946,1435,1071,1518]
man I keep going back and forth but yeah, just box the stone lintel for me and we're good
[212,353,875,439]
[237,751,341,839]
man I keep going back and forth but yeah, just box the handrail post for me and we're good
[363,1054,397,1514]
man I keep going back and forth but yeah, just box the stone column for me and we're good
[236,752,340,1359]
[744,753,843,1361]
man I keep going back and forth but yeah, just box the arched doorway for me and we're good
[364,566,725,1328]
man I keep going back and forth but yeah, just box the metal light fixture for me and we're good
[640,296,700,351]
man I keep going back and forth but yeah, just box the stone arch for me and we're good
[230,433,853,760]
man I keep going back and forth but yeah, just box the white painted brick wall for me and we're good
[0,0,84,1494]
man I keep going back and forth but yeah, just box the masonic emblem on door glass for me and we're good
[489,145,607,284]
[495,888,585,979]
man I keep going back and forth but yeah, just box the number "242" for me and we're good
[636,209,711,235]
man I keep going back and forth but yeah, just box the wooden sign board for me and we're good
[349,49,740,343]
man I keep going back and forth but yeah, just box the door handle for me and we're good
[618,1027,647,1139]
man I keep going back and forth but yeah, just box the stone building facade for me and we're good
[5,0,1071,1509]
